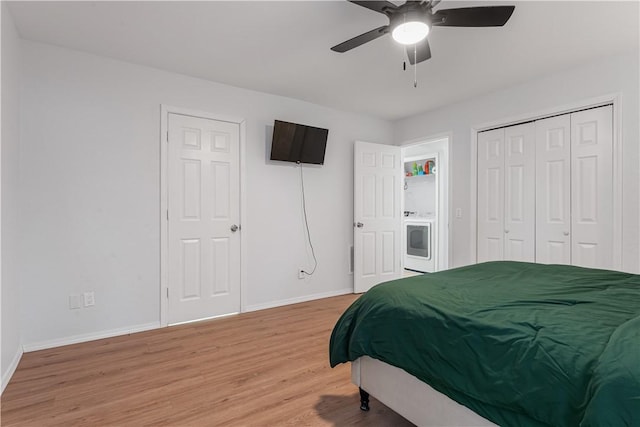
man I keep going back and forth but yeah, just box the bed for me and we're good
[330,261,640,426]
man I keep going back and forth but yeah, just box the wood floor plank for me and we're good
[1,295,414,426]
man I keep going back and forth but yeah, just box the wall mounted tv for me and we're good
[270,120,328,165]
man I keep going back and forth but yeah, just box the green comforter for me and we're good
[329,261,640,426]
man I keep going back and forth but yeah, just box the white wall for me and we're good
[1,3,23,391]
[19,41,392,348]
[394,51,640,272]
[11,20,639,361]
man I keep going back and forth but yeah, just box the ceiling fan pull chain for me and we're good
[414,45,418,88]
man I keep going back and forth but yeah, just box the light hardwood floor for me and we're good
[1,294,414,426]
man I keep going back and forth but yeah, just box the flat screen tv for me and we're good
[270,120,328,165]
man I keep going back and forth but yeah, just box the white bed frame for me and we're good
[352,356,497,426]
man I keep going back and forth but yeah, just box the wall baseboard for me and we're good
[20,290,354,354]
[2,346,24,394]
[22,322,161,353]
[244,288,353,313]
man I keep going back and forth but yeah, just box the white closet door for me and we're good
[571,106,613,269]
[477,128,504,262]
[503,123,535,261]
[536,114,571,264]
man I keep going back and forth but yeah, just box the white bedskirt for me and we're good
[351,356,496,426]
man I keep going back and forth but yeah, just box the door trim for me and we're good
[160,105,246,327]
[469,93,622,269]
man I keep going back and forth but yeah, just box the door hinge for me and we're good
[166,131,169,142]
[166,288,169,299]
[166,210,169,221]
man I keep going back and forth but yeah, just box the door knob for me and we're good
[230,224,239,232]
[504,230,510,234]
[563,231,570,236]
[355,222,364,228]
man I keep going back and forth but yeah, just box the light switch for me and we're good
[83,292,95,307]
[455,208,462,219]
[69,294,81,309]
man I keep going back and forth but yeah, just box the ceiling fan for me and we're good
[331,0,515,65]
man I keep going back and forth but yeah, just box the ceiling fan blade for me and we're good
[348,1,397,15]
[407,39,432,65]
[432,6,515,27]
[331,25,389,53]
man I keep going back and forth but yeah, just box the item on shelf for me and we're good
[426,160,435,175]
[412,162,418,176]
[418,164,424,175]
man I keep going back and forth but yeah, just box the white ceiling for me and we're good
[7,1,639,121]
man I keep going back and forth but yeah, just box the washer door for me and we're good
[407,224,431,259]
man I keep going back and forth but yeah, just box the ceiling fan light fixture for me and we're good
[391,21,430,45]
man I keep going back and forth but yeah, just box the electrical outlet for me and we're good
[83,291,95,307]
[298,269,305,279]
[69,294,81,310]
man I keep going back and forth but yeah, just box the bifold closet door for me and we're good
[477,123,535,262]
[536,105,613,268]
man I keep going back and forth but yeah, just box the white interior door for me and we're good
[167,113,240,324]
[477,128,505,262]
[503,123,535,261]
[536,114,571,264]
[354,141,402,293]
[570,105,613,268]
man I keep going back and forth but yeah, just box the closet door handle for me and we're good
[563,231,570,236]
[355,222,364,228]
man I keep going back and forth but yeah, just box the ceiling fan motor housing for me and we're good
[389,3,431,32]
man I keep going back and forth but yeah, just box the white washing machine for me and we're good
[404,218,435,273]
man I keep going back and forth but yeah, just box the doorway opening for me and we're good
[401,137,450,273]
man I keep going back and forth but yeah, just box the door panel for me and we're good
[362,232,376,277]
[181,238,201,299]
[504,123,535,261]
[381,232,395,273]
[354,141,401,293]
[571,106,613,269]
[536,114,571,264]
[211,237,230,295]
[477,129,504,262]
[168,113,240,324]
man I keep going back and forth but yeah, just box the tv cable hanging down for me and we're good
[268,119,328,277]
[298,162,318,276]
